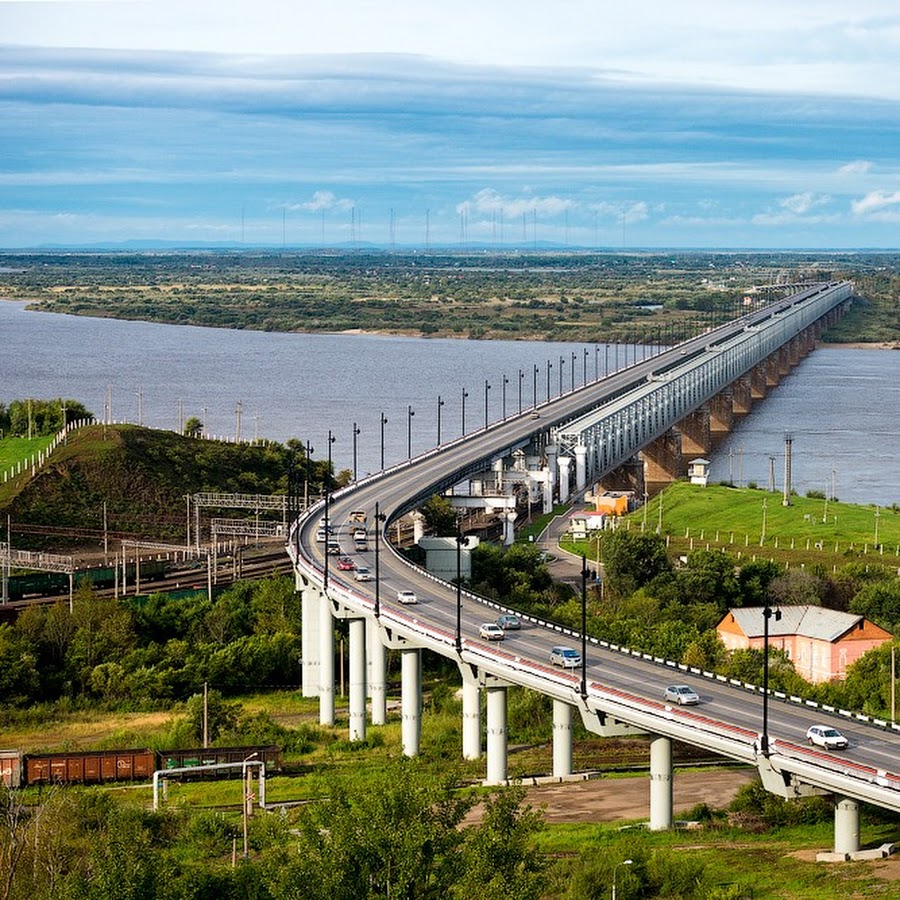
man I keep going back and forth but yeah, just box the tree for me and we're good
[183,416,203,438]
[675,549,739,610]
[421,494,458,536]
[602,531,673,601]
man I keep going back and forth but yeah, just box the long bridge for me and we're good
[288,280,900,859]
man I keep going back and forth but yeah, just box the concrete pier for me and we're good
[348,618,367,742]
[485,685,508,784]
[401,648,422,757]
[649,735,673,830]
[552,700,573,778]
[318,591,334,726]
[368,618,387,726]
[461,675,482,760]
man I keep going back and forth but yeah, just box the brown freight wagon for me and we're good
[158,744,282,778]
[1,750,23,787]
[25,748,157,785]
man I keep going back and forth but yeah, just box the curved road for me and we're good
[290,286,900,814]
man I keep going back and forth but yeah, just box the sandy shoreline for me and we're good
[820,341,900,350]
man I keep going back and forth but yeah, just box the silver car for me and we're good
[664,684,700,705]
[806,724,848,750]
[549,646,582,668]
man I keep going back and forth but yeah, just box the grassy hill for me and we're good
[1,424,299,547]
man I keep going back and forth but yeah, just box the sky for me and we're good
[2,1,900,249]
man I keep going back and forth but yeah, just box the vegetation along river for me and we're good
[2,300,897,506]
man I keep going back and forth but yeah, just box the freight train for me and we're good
[4,558,170,601]
[0,744,282,788]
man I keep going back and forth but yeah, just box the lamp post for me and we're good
[304,440,314,510]
[455,530,464,650]
[380,413,388,471]
[558,354,564,396]
[352,422,360,482]
[323,430,335,588]
[374,501,386,618]
[483,380,491,430]
[518,368,524,414]
[502,374,509,420]
[532,364,539,409]
[407,405,415,459]
[436,395,444,445]
[760,602,781,756]
[242,751,259,860]
[546,359,552,402]
[605,343,609,376]
[612,859,633,900]
[461,388,469,435]
[581,554,589,700]
[570,351,576,391]
[582,347,588,386]
[594,345,600,381]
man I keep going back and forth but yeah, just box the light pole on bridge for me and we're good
[483,380,490,430]
[407,405,415,459]
[436,395,444,445]
[352,422,360,482]
[380,413,388,471]
[323,429,336,589]
[461,388,469,436]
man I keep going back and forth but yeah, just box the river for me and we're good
[2,300,897,506]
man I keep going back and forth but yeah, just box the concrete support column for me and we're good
[300,578,320,698]
[574,444,588,493]
[401,648,422,757]
[461,677,481,760]
[348,618,367,742]
[649,735,673,831]
[493,457,505,492]
[485,685,508,785]
[411,511,425,545]
[503,511,517,546]
[318,592,335,726]
[557,456,572,503]
[834,796,861,856]
[368,618,387,726]
[552,700,573,778]
[546,444,558,502]
[542,468,553,514]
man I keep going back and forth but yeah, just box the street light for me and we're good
[546,359,552,402]
[407,405,415,459]
[352,422,360,482]
[581,554,589,700]
[518,368,524,414]
[380,413,388,471]
[242,751,259,860]
[455,530,465,651]
[583,347,588,385]
[323,430,335,588]
[502,374,509,419]
[461,388,469,435]
[532,364,539,409]
[612,859,633,900]
[437,395,445,445]
[760,602,781,756]
[558,354,564,396]
[483,380,491,430]
[374,501,386,618]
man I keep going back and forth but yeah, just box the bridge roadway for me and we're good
[289,281,900,854]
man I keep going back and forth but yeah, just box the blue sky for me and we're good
[2,1,900,248]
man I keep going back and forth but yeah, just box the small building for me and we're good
[716,605,892,683]
[567,509,608,539]
[687,458,710,486]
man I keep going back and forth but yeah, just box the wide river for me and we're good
[2,300,898,506]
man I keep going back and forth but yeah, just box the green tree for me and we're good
[602,531,673,601]
[183,416,203,438]
[850,579,900,630]
[421,494,458,536]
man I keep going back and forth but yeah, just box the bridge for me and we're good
[288,281,900,860]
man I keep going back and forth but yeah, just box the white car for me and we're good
[397,589,418,605]
[549,646,581,668]
[806,724,848,750]
[664,684,700,705]
[354,567,372,581]
[479,622,505,641]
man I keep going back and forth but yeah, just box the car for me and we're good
[352,527,367,540]
[326,540,341,556]
[549,646,581,668]
[348,510,367,523]
[496,614,521,630]
[397,589,418,605]
[337,556,355,571]
[315,528,327,542]
[354,538,369,552]
[806,724,848,750]
[354,566,372,581]
[664,684,700,705]
[479,622,505,641]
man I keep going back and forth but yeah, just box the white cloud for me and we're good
[459,188,572,219]
[851,189,900,216]
[779,192,831,215]
[838,160,872,176]
[295,191,355,213]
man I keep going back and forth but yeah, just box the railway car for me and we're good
[25,748,157,785]
[158,744,282,779]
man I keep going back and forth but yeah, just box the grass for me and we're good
[564,482,900,572]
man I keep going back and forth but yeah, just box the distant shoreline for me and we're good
[820,341,900,350]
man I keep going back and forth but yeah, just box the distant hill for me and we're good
[4,425,300,548]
